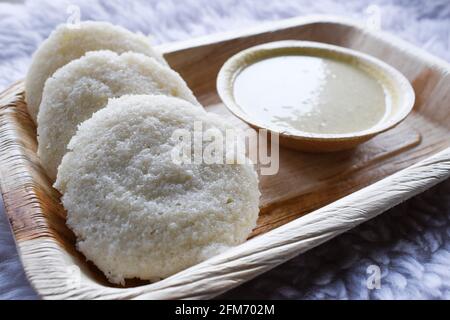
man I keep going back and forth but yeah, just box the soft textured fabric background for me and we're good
[0,0,449,300]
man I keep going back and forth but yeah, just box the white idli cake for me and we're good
[25,21,166,123]
[54,95,260,284]
[37,50,198,181]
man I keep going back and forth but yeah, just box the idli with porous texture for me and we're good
[37,50,198,181]
[26,21,166,123]
[54,95,260,284]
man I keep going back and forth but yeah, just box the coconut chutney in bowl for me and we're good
[217,41,415,152]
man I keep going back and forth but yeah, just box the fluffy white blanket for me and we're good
[0,0,449,300]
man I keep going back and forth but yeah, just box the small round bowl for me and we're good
[217,40,415,152]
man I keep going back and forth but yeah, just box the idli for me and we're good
[54,95,260,284]
[26,21,166,123]
[37,50,199,181]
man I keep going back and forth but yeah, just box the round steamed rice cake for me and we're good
[37,50,199,181]
[54,94,260,284]
[26,20,166,122]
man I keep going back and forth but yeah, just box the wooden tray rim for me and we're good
[1,15,450,300]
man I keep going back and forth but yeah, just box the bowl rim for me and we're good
[216,40,416,142]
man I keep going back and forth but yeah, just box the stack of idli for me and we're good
[26,21,260,284]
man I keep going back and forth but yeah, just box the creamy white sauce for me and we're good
[233,55,391,135]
